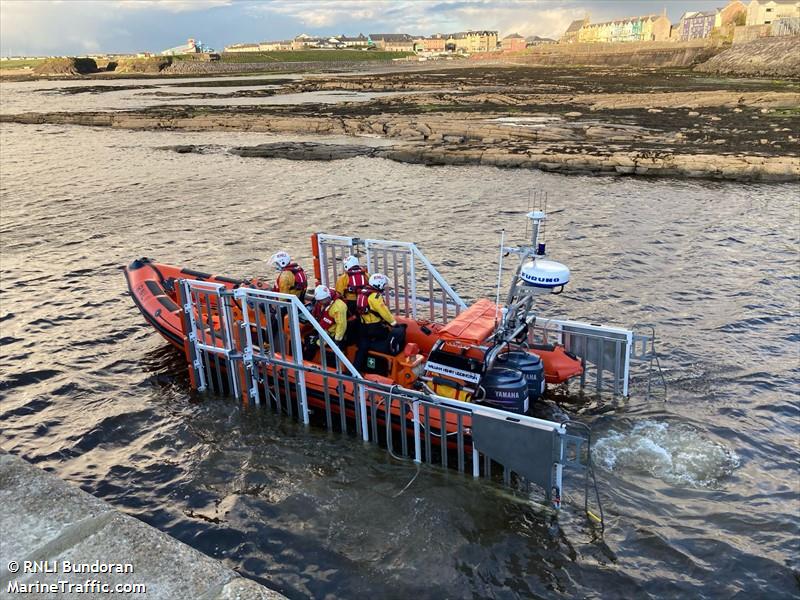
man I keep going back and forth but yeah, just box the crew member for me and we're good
[354,273,397,371]
[270,250,307,302]
[335,255,370,314]
[335,255,370,345]
[311,285,348,347]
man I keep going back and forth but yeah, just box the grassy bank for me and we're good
[176,50,414,63]
[0,58,47,71]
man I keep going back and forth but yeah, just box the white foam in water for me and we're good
[593,420,740,488]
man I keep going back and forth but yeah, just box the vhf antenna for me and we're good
[525,190,532,241]
[541,191,548,247]
[494,229,505,325]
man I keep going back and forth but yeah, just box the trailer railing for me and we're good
[314,234,467,324]
[529,318,655,397]
[177,279,596,511]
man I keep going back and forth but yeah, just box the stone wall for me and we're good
[0,451,284,600]
[475,39,725,68]
[115,56,172,74]
[694,36,800,77]
[162,59,410,75]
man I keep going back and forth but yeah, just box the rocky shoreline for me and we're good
[159,140,794,181]
[694,37,800,79]
[2,66,798,181]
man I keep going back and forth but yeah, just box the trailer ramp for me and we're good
[177,279,595,512]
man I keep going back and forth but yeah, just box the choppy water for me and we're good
[1,77,799,599]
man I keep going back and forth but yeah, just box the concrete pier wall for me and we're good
[0,451,286,599]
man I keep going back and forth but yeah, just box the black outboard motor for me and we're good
[495,351,545,403]
[480,368,529,414]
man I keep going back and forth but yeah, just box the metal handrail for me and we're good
[365,238,467,312]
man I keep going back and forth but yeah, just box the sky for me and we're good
[1,0,728,56]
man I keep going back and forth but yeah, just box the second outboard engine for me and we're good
[495,351,545,403]
[480,368,529,414]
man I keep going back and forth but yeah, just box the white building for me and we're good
[746,0,800,24]
[161,38,199,56]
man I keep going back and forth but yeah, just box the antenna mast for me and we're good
[494,229,505,324]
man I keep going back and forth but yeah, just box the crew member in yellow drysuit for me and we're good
[311,285,348,347]
[355,273,397,370]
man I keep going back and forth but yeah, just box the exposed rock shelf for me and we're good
[230,141,381,160]
[3,66,797,181]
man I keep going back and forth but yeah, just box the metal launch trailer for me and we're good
[171,217,658,519]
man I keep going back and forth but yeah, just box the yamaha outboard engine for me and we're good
[495,351,545,403]
[480,368,529,414]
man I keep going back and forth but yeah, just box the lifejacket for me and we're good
[345,266,368,294]
[356,286,381,316]
[277,262,307,292]
[312,291,341,330]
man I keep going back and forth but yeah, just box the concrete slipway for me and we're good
[0,450,286,599]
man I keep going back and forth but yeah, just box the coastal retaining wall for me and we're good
[0,450,285,600]
[694,36,800,78]
[476,39,725,68]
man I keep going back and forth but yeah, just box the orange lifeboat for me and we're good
[124,257,582,416]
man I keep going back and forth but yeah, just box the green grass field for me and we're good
[175,50,414,63]
[0,58,47,70]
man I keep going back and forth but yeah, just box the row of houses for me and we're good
[675,0,799,40]
[676,1,748,40]
[562,0,799,43]
[562,14,672,43]
[224,31,547,54]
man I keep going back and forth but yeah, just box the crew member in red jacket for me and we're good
[270,250,307,302]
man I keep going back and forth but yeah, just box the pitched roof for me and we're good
[369,33,414,41]
[565,19,586,33]
[588,14,667,27]
[336,34,368,41]
[504,33,524,39]
[681,9,718,20]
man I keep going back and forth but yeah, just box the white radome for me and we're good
[520,259,570,289]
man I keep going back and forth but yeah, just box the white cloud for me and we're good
[250,1,386,30]
[1,1,116,55]
[116,0,232,13]
[248,0,578,38]
[3,0,711,56]
[0,0,233,55]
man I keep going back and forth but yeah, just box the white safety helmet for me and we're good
[369,273,389,290]
[270,250,291,271]
[343,255,359,271]
[313,285,331,302]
